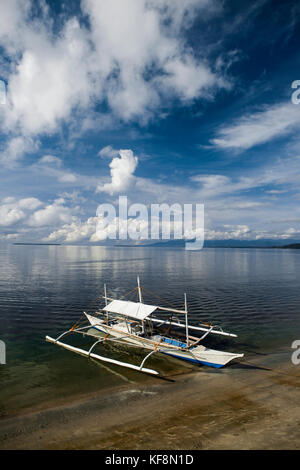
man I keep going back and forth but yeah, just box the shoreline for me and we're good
[0,352,299,450]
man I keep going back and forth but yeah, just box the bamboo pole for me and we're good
[137,276,142,303]
[104,284,108,320]
[45,336,159,375]
[184,293,189,347]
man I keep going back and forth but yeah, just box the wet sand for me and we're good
[0,353,299,450]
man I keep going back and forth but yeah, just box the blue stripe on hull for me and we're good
[161,351,224,368]
[92,326,103,332]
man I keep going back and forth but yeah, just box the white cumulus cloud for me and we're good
[0,0,227,164]
[97,149,138,195]
[45,217,98,243]
[28,200,74,227]
[0,196,42,226]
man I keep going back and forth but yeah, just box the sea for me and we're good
[0,244,299,418]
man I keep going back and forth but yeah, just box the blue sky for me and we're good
[1,0,300,244]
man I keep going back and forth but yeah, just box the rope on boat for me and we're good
[146,316,161,351]
[140,285,185,311]
[140,285,213,328]
[68,281,213,337]
[68,285,140,331]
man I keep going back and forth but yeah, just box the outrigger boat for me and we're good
[46,277,244,376]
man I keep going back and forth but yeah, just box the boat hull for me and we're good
[161,347,244,368]
[84,313,244,369]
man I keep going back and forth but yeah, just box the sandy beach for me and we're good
[0,352,299,450]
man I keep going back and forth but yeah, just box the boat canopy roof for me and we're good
[104,299,158,320]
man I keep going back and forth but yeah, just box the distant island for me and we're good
[119,240,300,249]
[279,243,300,249]
[11,241,300,249]
[13,243,61,246]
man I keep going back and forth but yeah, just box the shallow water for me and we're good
[0,245,299,417]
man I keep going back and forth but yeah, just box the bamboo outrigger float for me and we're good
[46,277,244,375]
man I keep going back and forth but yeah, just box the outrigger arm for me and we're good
[50,325,93,343]
[139,350,156,370]
[45,334,160,375]
[189,326,214,347]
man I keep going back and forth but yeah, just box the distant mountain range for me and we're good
[13,243,61,246]
[11,240,300,249]
[133,239,300,249]
[279,243,300,249]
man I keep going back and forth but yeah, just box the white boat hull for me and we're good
[85,314,244,368]
[162,346,244,368]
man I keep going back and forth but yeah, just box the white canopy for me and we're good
[104,300,157,320]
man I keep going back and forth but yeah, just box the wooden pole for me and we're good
[184,293,189,347]
[137,276,145,334]
[101,296,237,337]
[137,276,142,303]
[45,336,159,375]
[104,284,108,320]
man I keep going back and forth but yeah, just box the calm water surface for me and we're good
[0,245,299,417]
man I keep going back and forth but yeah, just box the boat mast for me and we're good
[104,283,108,320]
[137,275,143,303]
[137,276,145,335]
[184,293,189,347]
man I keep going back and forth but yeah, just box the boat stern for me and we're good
[190,345,244,368]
